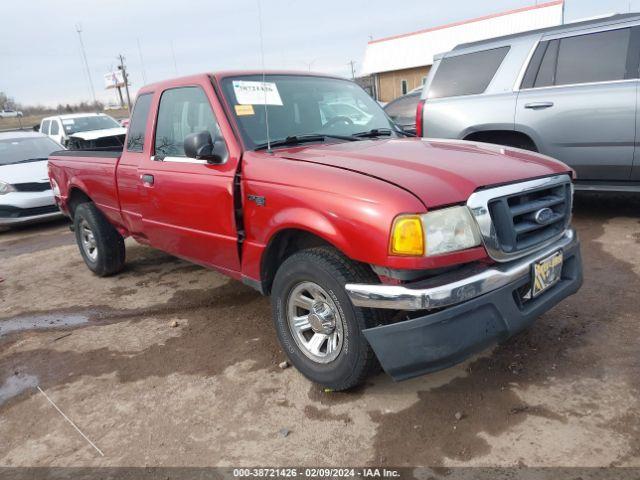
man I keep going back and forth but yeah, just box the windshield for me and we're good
[62,115,120,135]
[220,74,395,149]
[0,136,61,165]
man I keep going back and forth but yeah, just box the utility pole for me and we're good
[75,24,97,106]
[118,54,132,111]
[348,60,356,80]
[302,59,317,72]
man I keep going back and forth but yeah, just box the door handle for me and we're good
[141,174,154,186]
[524,101,554,109]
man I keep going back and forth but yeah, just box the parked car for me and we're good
[418,13,640,192]
[0,109,23,119]
[39,113,126,149]
[48,71,582,390]
[0,132,64,227]
[384,91,421,134]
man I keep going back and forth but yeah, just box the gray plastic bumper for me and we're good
[361,235,582,381]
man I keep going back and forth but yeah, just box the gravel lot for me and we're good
[0,194,639,469]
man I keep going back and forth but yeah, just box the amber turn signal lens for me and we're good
[390,215,424,256]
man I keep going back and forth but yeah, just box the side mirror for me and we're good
[33,124,40,132]
[184,131,225,164]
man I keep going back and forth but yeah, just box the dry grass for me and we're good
[0,115,44,131]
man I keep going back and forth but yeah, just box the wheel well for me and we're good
[464,130,538,152]
[67,188,93,219]
[260,229,340,295]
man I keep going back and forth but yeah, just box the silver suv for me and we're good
[419,13,640,192]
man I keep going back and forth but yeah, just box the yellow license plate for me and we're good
[532,251,563,298]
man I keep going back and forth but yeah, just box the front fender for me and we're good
[266,207,350,255]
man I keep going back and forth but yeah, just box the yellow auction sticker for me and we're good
[235,104,255,116]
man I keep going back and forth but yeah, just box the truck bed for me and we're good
[48,147,124,227]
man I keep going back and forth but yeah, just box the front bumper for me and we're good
[347,229,577,311]
[0,191,63,226]
[350,229,582,380]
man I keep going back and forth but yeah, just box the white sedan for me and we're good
[0,131,64,228]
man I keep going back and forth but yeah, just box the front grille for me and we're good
[488,181,571,254]
[13,182,51,192]
[0,204,59,218]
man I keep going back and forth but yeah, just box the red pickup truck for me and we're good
[48,71,583,390]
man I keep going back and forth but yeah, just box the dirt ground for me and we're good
[0,194,639,470]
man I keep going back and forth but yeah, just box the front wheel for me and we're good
[271,247,380,390]
[73,202,125,277]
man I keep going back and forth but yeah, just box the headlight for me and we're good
[0,180,16,195]
[422,206,482,256]
[390,206,482,257]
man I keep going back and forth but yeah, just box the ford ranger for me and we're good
[48,72,583,390]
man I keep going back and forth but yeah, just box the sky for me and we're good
[1,0,639,107]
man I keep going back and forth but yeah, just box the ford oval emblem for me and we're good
[534,207,554,225]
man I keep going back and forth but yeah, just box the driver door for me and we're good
[138,84,240,274]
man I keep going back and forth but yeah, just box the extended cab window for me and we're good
[50,121,59,135]
[427,46,510,99]
[41,120,51,135]
[127,93,152,152]
[154,87,221,158]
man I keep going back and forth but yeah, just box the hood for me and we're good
[276,138,571,208]
[69,127,127,141]
[0,160,49,184]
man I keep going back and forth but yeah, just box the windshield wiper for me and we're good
[352,127,416,138]
[352,128,395,139]
[254,133,358,151]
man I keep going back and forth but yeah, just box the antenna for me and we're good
[137,38,148,85]
[170,40,179,76]
[256,0,272,153]
[75,23,97,106]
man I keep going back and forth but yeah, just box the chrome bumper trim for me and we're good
[346,229,577,311]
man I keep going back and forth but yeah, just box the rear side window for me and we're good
[536,40,559,87]
[522,27,634,88]
[41,120,51,135]
[555,28,631,85]
[427,46,510,99]
[126,93,153,152]
[50,121,59,135]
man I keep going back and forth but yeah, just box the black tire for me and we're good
[271,247,380,391]
[73,202,125,277]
